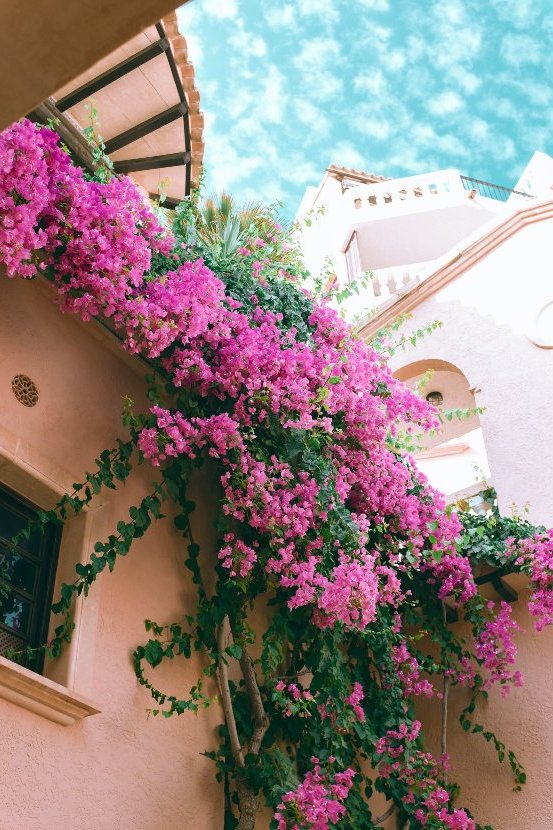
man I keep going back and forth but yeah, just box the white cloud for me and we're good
[382,50,406,72]
[295,36,340,65]
[299,0,339,22]
[427,91,464,116]
[182,30,203,66]
[491,0,540,29]
[450,67,481,94]
[438,0,466,26]
[176,5,203,65]
[434,133,469,157]
[293,38,343,101]
[204,130,264,190]
[351,112,392,140]
[280,158,321,184]
[469,119,490,142]
[201,0,238,19]
[329,141,367,170]
[501,34,542,67]
[494,136,516,161]
[264,4,297,29]
[354,70,386,96]
[294,99,331,135]
[228,25,267,58]
[355,0,390,10]
[258,65,286,124]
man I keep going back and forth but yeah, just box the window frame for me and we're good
[344,231,361,285]
[0,483,62,673]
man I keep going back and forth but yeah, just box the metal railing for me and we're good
[460,175,532,202]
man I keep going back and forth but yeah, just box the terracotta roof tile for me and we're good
[163,11,204,189]
[327,164,388,185]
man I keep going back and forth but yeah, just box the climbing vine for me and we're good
[1,120,552,830]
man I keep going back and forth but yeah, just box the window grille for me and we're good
[0,485,61,673]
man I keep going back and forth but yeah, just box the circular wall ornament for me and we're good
[527,300,553,349]
[425,390,444,407]
[11,374,39,407]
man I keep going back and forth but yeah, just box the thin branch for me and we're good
[216,617,244,767]
[229,617,270,757]
[239,648,270,756]
[441,602,450,783]
[374,803,396,825]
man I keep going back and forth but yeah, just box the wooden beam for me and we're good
[56,38,170,112]
[104,103,187,155]
[148,193,183,209]
[28,99,95,173]
[113,151,190,174]
[475,567,519,604]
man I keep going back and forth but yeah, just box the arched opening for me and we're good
[395,359,491,502]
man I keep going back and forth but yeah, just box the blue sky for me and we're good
[177,0,553,220]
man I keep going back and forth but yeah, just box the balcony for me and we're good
[339,169,533,314]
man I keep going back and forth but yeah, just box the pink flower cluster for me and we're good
[274,760,355,830]
[0,120,171,318]
[218,533,258,578]
[424,551,476,605]
[138,407,243,464]
[474,601,523,696]
[123,259,226,357]
[274,681,314,718]
[318,682,366,724]
[314,553,379,630]
[507,531,553,631]
[345,681,365,721]
[376,722,475,829]
[0,121,479,634]
[391,642,436,698]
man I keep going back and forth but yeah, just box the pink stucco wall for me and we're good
[0,276,223,830]
[417,584,553,829]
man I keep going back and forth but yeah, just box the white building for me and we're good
[298,154,553,526]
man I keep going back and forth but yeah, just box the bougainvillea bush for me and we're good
[1,119,553,830]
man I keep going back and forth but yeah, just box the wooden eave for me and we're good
[28,12,203,204]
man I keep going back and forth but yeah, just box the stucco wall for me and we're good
[388,215,553,528]
[0,277,223,830]
[418,582,553,830]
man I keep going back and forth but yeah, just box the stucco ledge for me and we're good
[0,656,101,726]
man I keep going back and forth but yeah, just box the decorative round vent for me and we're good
[11,374,39,407]
[425,390,444,407]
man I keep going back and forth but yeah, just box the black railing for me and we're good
[460,175,532,202]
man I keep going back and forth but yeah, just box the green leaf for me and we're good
[226,643,242,660]
[144,639,164,668]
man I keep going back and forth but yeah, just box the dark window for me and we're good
[0,485,61,673]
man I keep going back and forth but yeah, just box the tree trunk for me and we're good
[236,779,259,830]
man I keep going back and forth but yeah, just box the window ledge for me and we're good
[0,656,101,726]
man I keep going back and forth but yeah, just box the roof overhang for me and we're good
[0,0,192,131]
[29,11,203,204]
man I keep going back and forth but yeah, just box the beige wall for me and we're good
[419,583,553,830]
[0,276,223,830]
